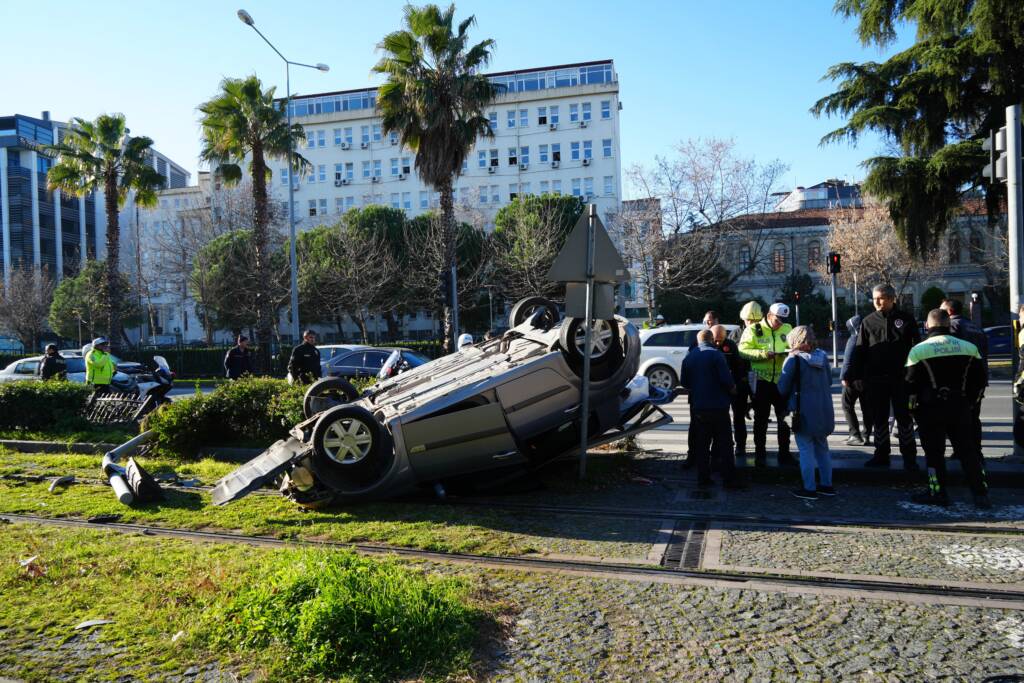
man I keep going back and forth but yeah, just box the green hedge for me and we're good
[0,381,93,431]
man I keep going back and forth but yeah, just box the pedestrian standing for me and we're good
[37,344,67,380]
[712,324,750,460]
[906,309,989,509]
[680,329,743,488]
[739,302,795,466]
[702,310,720,328]
[287,329,322,385]
[840,316,872,446]
[224,335,254,380]
[778,326,836,500]
[941,298,988,455]
[85,337,116,399]
[848,284,920,471]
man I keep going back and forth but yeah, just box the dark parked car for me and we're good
[985,325,1014,356]
[321,346,429,380]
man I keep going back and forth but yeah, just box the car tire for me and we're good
[303,377,360,419]
[559,317,621,365]
[509,297,560,330]
[645,364,678,391]
[311,405,384,479]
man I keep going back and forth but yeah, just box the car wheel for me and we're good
[303,377,360,418]
[645,365,678,391]
[311,405,383,478]
[559,317,620,364]
[509,297,560,329]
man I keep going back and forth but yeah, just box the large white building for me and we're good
[276,59,622,229]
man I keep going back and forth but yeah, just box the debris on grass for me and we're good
[48,475,75,493]
[74,619,114,630]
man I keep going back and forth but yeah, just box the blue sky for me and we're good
[3,1,910,197]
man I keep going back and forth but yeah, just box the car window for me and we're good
[677,330,698,347]
[644,332,675,347]
[331,352,362,370]
[403,351,430,367]
[363,351,391,369]
[15,361,39,375]
[65,358,85,373]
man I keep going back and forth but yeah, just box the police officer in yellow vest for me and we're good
[739,303,796,467]
[906,308,989,509]
[86,337,116,398]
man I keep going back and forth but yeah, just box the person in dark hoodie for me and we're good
[840,316,872,446]
[778,326,836,500]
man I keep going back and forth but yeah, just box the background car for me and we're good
[0,355,139,393]
[637,324,742,390]
[321,346,429,380]
[985,325,1014,356]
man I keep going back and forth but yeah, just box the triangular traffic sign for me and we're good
[547,211,630,283]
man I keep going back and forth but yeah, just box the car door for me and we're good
[13,361,40,381]
[361,351,392,378]
[329,351,363,378]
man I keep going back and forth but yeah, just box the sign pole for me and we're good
[1005,104,1023,457]
[579,203,597,479]
[830,271,838,369]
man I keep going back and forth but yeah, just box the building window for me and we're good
[420,191,429,209]
[571,142,580,161]
[537,106,547,125]
[307,169,315,184]
[601,100,611,119]
[373,160,382,177]
[308,200,316,216]
[460,186,469,203]
[317,130,326,147]
[318,165,326,182]
[519,109,529,127]
[509,183,518,201]
[335,197,344,213]
[550,105,560,124]
[540,180,550,194]
[280,168,289,185]
[402,192,411,209]
[520,146,529,166]
[372,124,382,142]
[389,131,398,145]
[391,158,400,176]
[739,246,752,270]
[521,181,531,195]
[772,243,787,273]
[333,128,342,146]
[583,140,592,160]
[539,145,548,163]
[281,201,289,216]
[584,177,594,197]
[970,230,984,263]
[362,161,371,178]
[508,147,518,166]
[603,175,613,195]
[345,196,354,210]
[491,184,500,204]
[345,162,353,180]
[334,163,344,181]
[401,157,411,174]
[949,232,961,264]
[572,178,581,197]
[569,103,579,122]
[344,127,353,144]
[552,143,561,162]
[479,185,488,205]
[306,131,315,148]
[361,126,370,144]
[552,179,562,195]
[318,198,327,215]
[582,102,591,121]
[807,240,821,270]
[391,193,400,209]
[489,149,499,167]
[478,150,487,168]
[602,139,612,157]
[488,111,498,132]
[507,110,516,128]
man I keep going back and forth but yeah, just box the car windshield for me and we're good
[65,358,86,373]
[403,351,430,367]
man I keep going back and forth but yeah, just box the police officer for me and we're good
[906,308,989,509]
[739,302,795,466]
[37,344,67,380]
[848,284,920,470]
[85,337,116,399]
[940,298,988,453]
[840,315,872,446]
[287,329,322,384]
[712,324,750,460]
[224,335,254,380]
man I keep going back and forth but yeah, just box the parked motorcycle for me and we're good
[137,356,175,405]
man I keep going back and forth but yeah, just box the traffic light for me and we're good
[793,290,800,303]
[827,252,841,274]
[983,127,1008,183]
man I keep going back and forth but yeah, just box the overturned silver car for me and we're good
[211,299,674,508]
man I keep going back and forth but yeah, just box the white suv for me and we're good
[637,324,741,390]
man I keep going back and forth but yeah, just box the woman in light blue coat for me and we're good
[778,326,835,500]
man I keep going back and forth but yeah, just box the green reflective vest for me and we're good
[739,320,792,383]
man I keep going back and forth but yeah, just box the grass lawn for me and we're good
[0,426,137,446]
[0,523,493,681]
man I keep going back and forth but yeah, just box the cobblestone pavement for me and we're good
[718,527,1024,584]
[481,571,1024,681]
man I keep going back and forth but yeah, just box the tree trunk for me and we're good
[250,143,273,374]
[355,312,369,345]
[439,178,456,354]
[104,171,122,348]
[383,310,400,341]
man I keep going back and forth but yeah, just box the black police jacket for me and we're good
[905,331,985,406]
[38,354,66,380]
[224,346,254,379]
[718,338,750,385]
[849,307,919,383]
[287,342,322,383]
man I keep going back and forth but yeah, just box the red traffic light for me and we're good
[827,252,841,274]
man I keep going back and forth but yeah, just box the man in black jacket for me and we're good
[223,335,254,380]
[288,329,322,384]
[37,344,66,380]
[840,316,872,446]
[848,284,920,470]
[941,298,988,453]
[906,308,989,508]
[712,324,749,459]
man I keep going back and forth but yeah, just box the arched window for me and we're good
[739,245,751,271]
[807,240,821,271]
[969,230,984,263]
[948,232,961,264]
[772,243,786,273]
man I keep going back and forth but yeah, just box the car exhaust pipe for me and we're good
[101,430,155,505]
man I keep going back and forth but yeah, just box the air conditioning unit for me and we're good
[340,142,350,150]
[580,120,588,128]
[582,158,592,166]
[371,176,381,183]
[341,178,350,186]
[550,160,560,169]
[488,166,496,174]
[549,123,558,131]
[334,180,343,187]
[519,163,528,171]
[398,174,406,180]
[360,142,369,149]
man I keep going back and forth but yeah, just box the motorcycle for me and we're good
[137,356,175,405]
[377,349,411,380]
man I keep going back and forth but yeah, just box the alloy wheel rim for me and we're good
[322,417,372,464]
[648,369,674,390]
[573,319,614,358]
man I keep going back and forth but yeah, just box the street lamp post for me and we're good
[237,9,328,344]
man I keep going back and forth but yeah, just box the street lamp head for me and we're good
[316,63,330,72]
[237,9,255,26]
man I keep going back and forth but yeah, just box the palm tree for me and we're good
[198,75,308,370]
[47,113,164,347]
[374,3,498,350]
